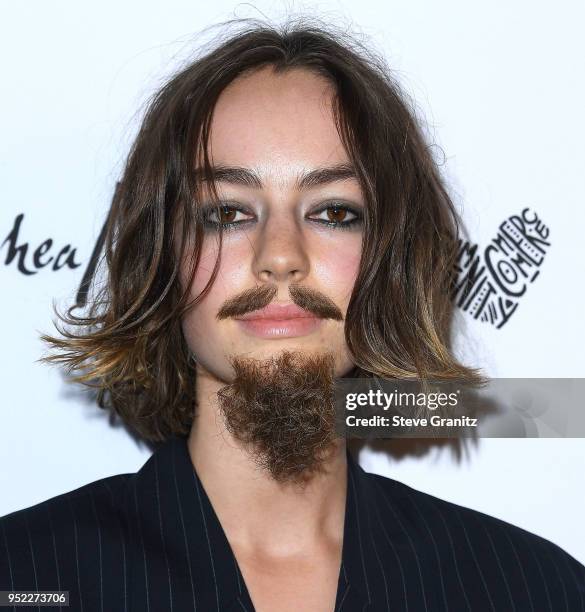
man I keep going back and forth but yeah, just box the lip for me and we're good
[234,303,324,338]
[235,303,315,321]
[235,311,323,339]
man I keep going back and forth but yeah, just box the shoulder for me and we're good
[365,469,585,608]
[0,472,131,534]
[0,473,132,591]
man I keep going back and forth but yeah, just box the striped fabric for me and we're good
[1,435,583,611]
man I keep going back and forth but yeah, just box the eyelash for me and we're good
[201,202,363,232]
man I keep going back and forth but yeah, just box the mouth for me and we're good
[234,316,323,339]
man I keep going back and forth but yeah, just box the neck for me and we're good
[187,368,348,559]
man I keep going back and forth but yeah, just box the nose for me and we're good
[251,208,310,286]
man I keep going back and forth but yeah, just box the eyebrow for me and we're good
[194,163,358,190]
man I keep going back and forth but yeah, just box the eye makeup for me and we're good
[200,201,364,232]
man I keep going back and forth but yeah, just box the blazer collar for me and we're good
[128,435,378,611]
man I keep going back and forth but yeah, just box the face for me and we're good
[178,65,365,388]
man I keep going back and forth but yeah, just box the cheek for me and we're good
[316,239,362,298]
[180,241,247,331]
[189,244,248,299]
[178,235,221,298]
[188,251,217,298]
[339,249,361,280]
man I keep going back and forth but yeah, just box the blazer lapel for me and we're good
[125,435,254,611]
[126,436,382,611]
[334,448,388,611]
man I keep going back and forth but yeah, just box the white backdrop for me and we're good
[1,0,583,564]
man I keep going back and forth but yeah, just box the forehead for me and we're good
[206,66,350,178]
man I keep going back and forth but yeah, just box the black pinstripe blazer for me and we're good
[1,434,584,611]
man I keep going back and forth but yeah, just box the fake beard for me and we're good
[216,349,340,486]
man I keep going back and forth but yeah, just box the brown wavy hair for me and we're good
[39,16,485,442]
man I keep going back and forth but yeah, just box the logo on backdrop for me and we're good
[0,213,82,275]
[0,211,104,307]
[1,204,549,329]
[452,208,550,328]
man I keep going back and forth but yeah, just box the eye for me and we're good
[201,203,253,231]
[308,203,363,230]
[201,201,364,232]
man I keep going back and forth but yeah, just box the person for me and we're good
[1,18,584,612]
